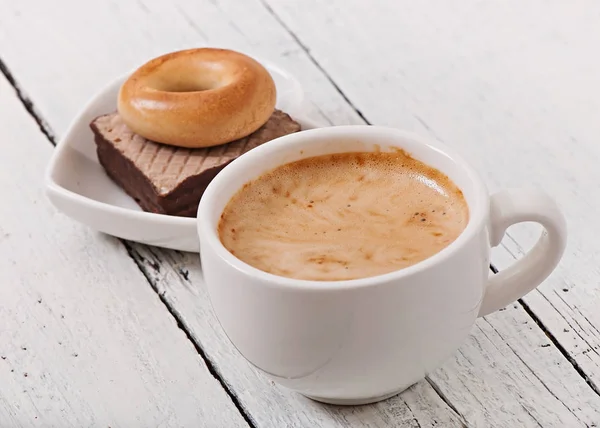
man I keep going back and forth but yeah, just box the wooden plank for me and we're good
[0,75,248,427]
[2,0,600,426]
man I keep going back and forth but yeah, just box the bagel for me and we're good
[117,48,277,148]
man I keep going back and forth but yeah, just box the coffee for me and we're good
[218,150,469,281]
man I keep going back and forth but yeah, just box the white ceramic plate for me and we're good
[45,60,324,252]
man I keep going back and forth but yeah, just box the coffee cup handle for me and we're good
[478,189,567,317]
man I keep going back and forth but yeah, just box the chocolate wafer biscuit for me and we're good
[91,110,301,217]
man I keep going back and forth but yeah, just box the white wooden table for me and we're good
[1,1,599,426]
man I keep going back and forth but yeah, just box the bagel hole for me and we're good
[155,75,219,93]
[167,82,213,92]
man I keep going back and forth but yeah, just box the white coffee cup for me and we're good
[197,125,567,405]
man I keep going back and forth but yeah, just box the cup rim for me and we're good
[197,125,489,291]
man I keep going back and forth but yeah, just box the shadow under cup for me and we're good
[197,125,490,404]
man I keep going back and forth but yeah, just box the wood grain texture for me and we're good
[0,75,247,427]
[1,0,600,426]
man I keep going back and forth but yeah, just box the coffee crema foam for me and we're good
[218,151,469,281]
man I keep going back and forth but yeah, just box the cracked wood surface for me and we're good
[1,0,600,426]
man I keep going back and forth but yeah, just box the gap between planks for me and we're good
[489,259,600,399]
[256,0,371,126]
[0,55,257,428]
[124,243,258,428]
[0,57,55,144]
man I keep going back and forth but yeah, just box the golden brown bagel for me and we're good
[117,48,277,148]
